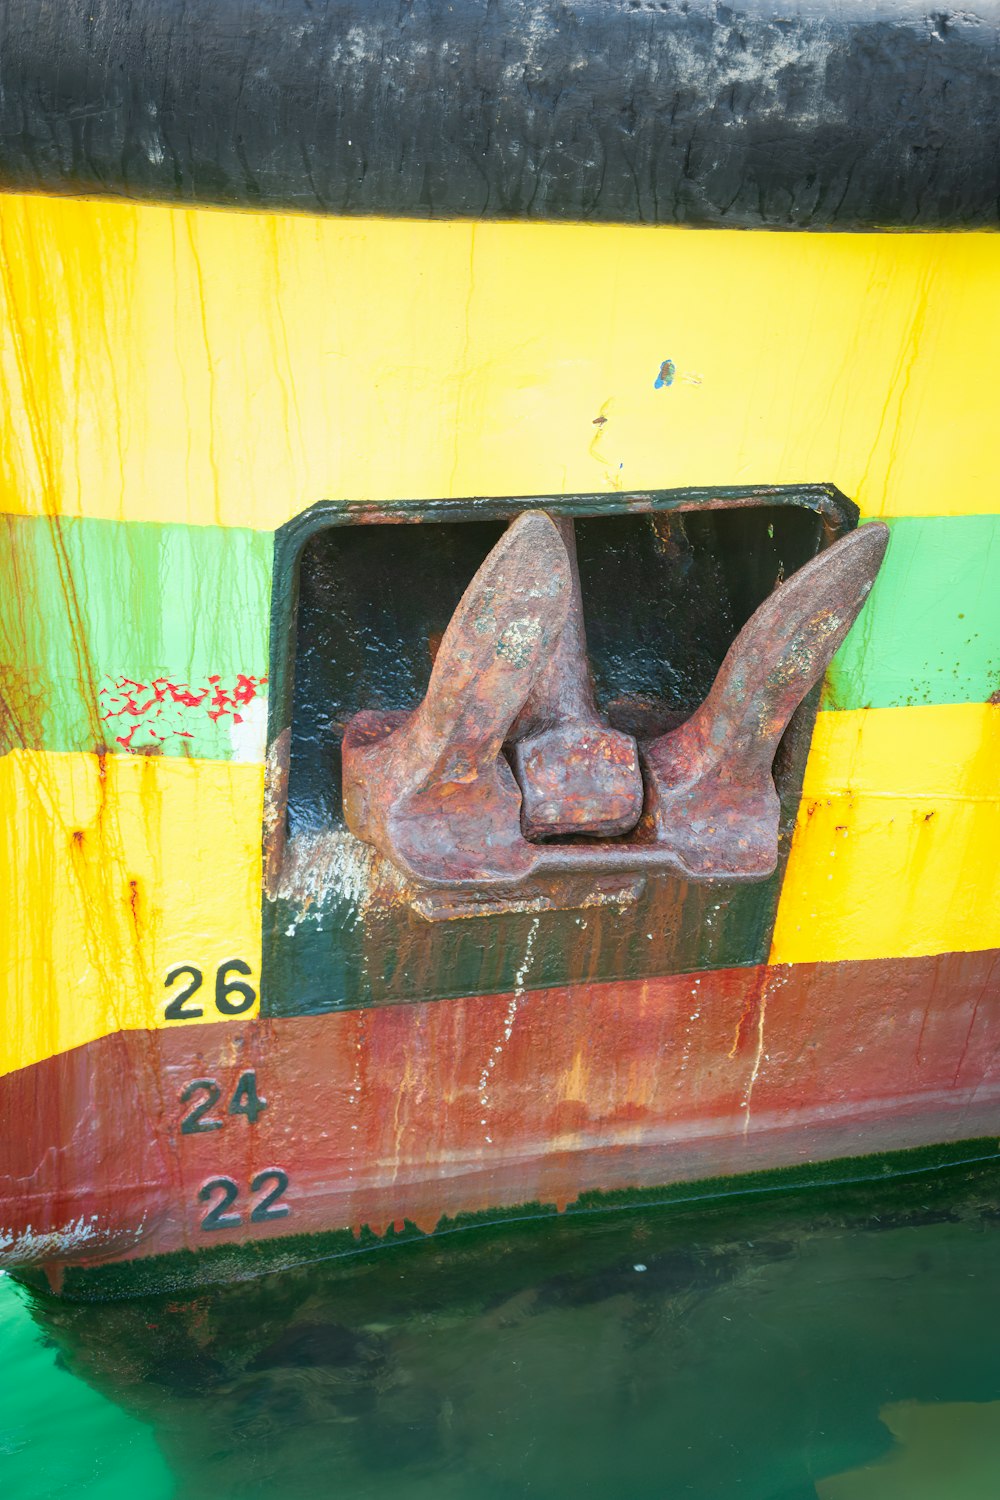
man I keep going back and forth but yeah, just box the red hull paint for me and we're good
[2,951,998,1274]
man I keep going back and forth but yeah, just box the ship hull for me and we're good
[4,949,998,1295]
[2,0,1000,1292]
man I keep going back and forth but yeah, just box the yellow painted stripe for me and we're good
[4,709,995,1076]
[772,704,1000,966]
[1,195,998,530]
[0,750,262,1077]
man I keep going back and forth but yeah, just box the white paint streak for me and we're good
[742,993,768,1136]
[740,973,788,1134]
[478,916,540,1145]
[229,693,269,763]
[278,827,384,933]
[0,1215,146,1267]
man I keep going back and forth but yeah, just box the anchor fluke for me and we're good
[641,522,890,876]
[342,510,573,887]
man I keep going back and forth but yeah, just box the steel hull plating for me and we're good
[3,950,998,1291]
[0,166,998,1291]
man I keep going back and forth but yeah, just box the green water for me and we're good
[4,1160,1000,1499]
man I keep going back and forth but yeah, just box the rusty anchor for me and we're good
[341,510,888,906]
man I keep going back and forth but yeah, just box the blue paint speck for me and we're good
[654,359,676,390]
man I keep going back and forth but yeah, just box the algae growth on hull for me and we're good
[3,1157,1000,1499]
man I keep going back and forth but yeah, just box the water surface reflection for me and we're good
[12,1158,1000,1498]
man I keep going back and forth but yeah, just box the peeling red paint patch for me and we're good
[98,674,268,752]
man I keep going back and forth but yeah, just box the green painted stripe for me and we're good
[2,510,996,756]
[824,514,1000,712]
[0,515,273,759]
